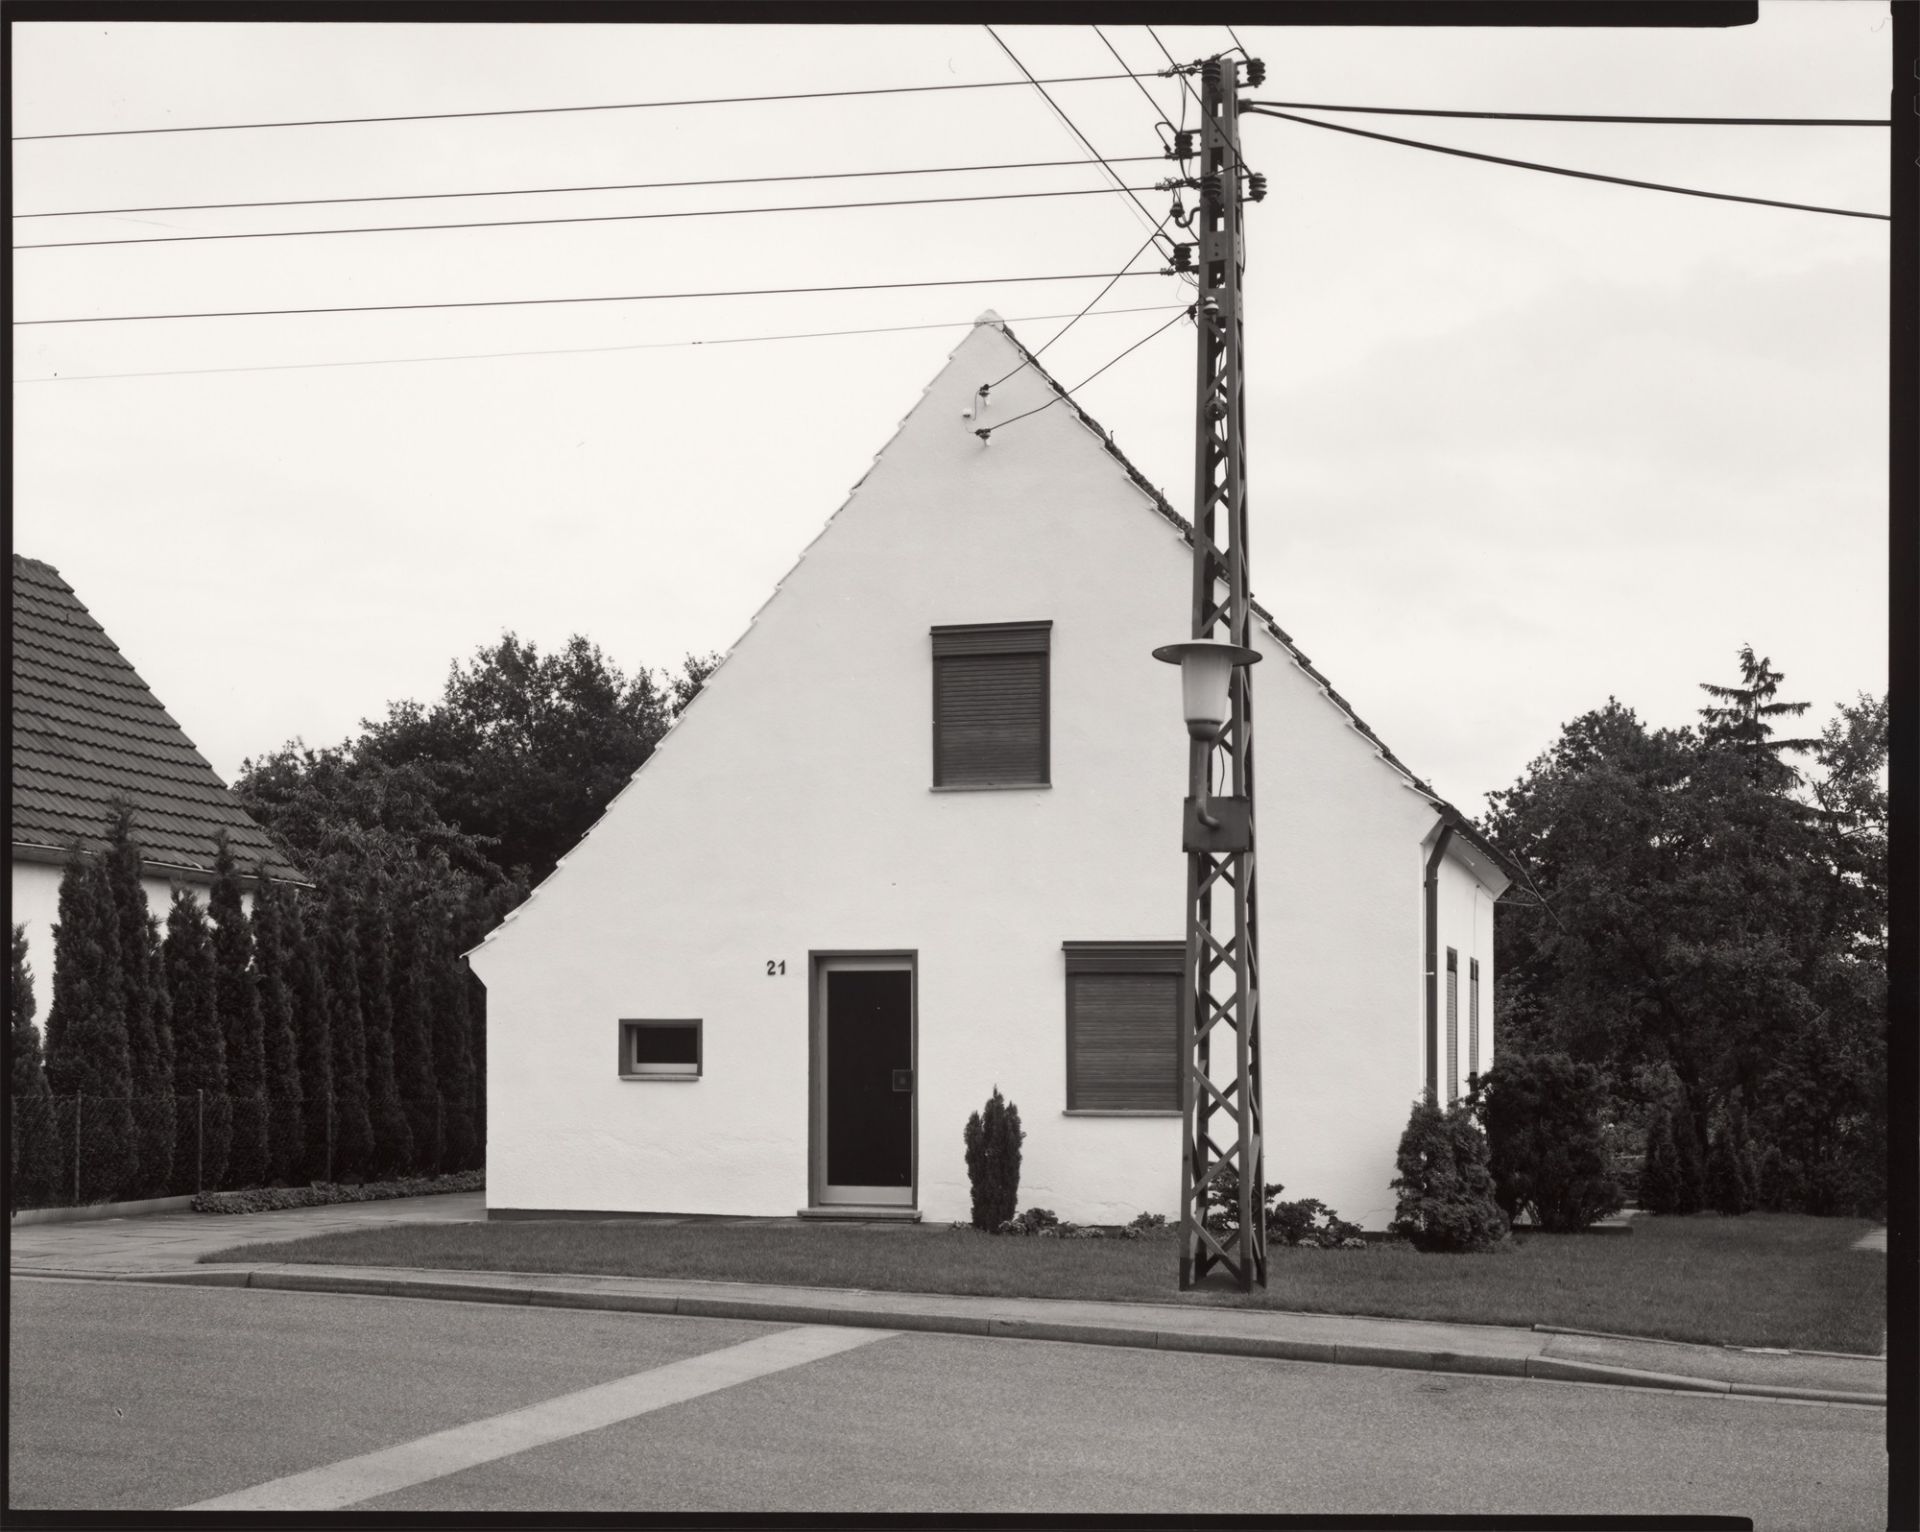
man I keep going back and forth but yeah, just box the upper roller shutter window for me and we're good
[930,621,1051,788]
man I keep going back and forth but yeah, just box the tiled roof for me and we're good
[10,555,304,883]
[982,317,1529,892]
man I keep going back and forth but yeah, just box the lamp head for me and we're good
[1151,638,1261,738]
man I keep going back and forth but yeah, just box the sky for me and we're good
[11,8,1891,817]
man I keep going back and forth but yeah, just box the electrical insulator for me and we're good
[1244,58,1266,88]
[1171,244,1194,272]
[1202,173,1222,205]
[1173,129,1195,159]
[1248,172,1268,203]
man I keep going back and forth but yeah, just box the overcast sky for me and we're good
[12,8,1889,816]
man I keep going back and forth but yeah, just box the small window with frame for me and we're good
[620,1019,702,1080]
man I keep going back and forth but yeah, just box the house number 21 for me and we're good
[766,960,786,976]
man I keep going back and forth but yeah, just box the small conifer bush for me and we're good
[1388,1093,1509,1253]
[962,1086,1023,1231]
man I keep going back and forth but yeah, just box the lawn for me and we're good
[205,1211,1884,1354]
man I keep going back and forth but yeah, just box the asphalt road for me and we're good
[9,1278,1887,1522]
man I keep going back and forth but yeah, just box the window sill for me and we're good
[619,1075,702,1083]
[1062,1109,1181,1117]
[929,783,1052,793]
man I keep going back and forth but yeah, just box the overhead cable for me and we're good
[1145,27,1203,113]
[16,268,1172,327]
[1093,25,1178,130]
[15,183,1169,252]
[985,213,1174,391]
[1249,100,1890,127]
[1248,107,1890,221]
[984,25,1178,259]
[976,307,1192,440]
[18,154,1167,220]
[13,73,1157,142]
[15,302,1193,383]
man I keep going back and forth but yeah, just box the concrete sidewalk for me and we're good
[8,1193,1885,1408]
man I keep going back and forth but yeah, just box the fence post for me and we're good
[197,1089,204,1195]
[73,1092,83,1206]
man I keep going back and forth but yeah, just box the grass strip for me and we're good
[204,1211,1883,1353]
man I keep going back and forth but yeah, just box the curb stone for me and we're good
[13,1264,1885,1409]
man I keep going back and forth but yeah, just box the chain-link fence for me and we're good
[6,1089,480,1212]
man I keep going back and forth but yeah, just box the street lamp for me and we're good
[1152,638,1261,826]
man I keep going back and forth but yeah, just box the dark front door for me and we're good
[818,961,914,1205]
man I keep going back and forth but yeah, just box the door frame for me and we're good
[808,950,918,1209]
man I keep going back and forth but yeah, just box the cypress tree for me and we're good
[209,837,268,1188]
[355,879,412,1178]
[284,891,335,1183]
[250,869,305,1185]
[103,806,174,1196]
[322,889,374,1182]
[44,852,139,1201]
[429,898,478,1172]
[1639,1101,1680,1214]
[387,885,442,1175]
[10,923,58,1207]
[165,890,226,1191]
[1671,1089,1708,1215]
[1706,1100,1755,1216]
[144,911,177,1188]
[963,1086,1024,1230]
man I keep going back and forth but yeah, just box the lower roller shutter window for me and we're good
[1062,943,1183,1112]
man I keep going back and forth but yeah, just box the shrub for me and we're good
[1201,1165,1284,1237]
[1388,1093,1508,1253]
[191,1167,483,1214]
[1127,1211,1169,1232]
[962,1086,1024,1231]
[1706,1101,1756,1216]
[1639,1101,1681,1214]
[1471,1052,1624,1232]
[995,1206,1058,1236]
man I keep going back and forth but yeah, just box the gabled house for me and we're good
[468,314,1518,1229]
[10,555,302,985]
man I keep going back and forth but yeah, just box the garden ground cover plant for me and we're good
[206,1209,1884,1353]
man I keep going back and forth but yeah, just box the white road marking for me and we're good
[179,1323,896,1511]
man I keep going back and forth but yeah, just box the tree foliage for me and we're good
[1483,651,1886,1218]
[10,922,48,1098]
[104,805,174,1195]
[209,837,268,1189]
[250,869,305,1185]
[963,1087,1024,1231]
[164,890,226,1190]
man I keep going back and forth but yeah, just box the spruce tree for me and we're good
[44,853,139,1201]
[1639,1101,1680,1214]
[1698,645,1817,788]
[284,891,335,1182]
[10,923,58,1207]
[209,837,268,1188]
[356,877,414,1177]
[103,806,174,1196]
[429,897,478,1172]
[165,890,226,1192]
[1388,1093,1508,1252]
[250,869,305,1184]
[387,886,442,1175]
[322,889,374,1182]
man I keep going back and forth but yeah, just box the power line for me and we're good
[984,25,1178,260]
[1224,26,1251,58]
[1093,25,1177,132]
[985,213,1173,390]
[1144,27,1203,113]
[1250,100,1889,127]
[15,302,1192,383]
[1247,107,1889,221]
[977,306,1192,440]
[16,268,1173,327]
[13,72,1155,142]
[18,154,1168,221]
[15,183,1168,253]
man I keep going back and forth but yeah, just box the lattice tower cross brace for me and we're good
[1178,54,1265,1292]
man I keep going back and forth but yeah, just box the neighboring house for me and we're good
[469,314,1520,1229]
[10,555,303,987]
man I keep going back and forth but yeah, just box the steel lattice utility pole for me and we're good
[1177,53,1265,1292]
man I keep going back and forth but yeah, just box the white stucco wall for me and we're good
[1430,839,1504,1111]
[10,860,244,1009]
[472,318,1497,1229]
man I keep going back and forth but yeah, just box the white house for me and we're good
[469,314,1517,1229]
[10,555,300,988]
